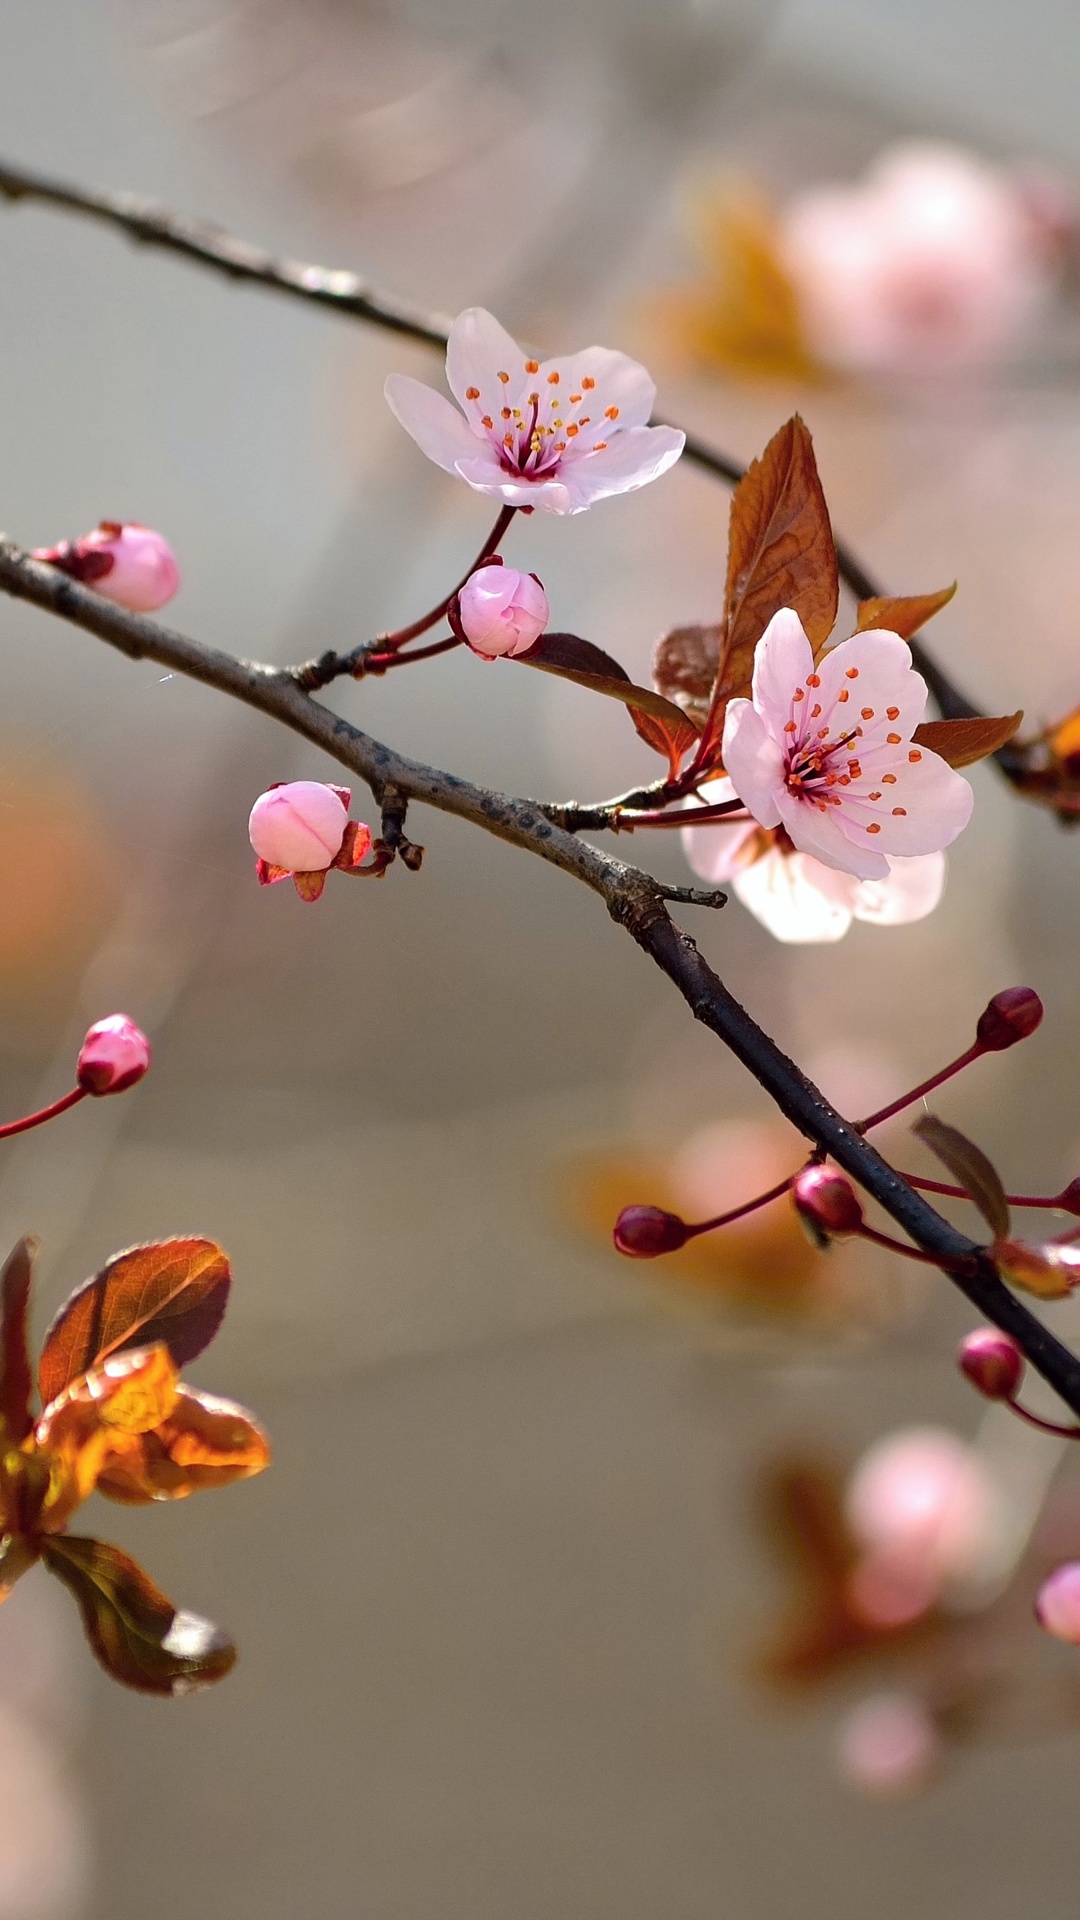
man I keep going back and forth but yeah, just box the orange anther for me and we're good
[548,371,561,384]
[861,707,875,720]
[482,415,493,429]
[465,386,481,400]
[882,773,897,784]
[566,423,579,436]
[838,689,850,703]
[604,405,620,420]
[845,667,859,679]
[525,359,539,373]
[886,706,900,720]
[892,807,907,816]
[582,376,595,389]
[866,823,881,834]
[887,733,902,745]
[908,750,923,762]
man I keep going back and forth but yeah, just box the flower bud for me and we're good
[995,1237,1080,1300]
[456,565,549,658]
[957,1327,1024,1401]
[976,986,1043,1052]
[791,1164,863,1246]
[248,782,349,873]
[613,1205,689,1258]
[34,522,180,612]
[1036,1562,1080,1644]
[76,1014,151,1096]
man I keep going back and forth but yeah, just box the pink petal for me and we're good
[814,629,929,747]
[453,455,575,514]
[851,852,946,925]
[733,846,855,943]
[537,347,656,430]
[559,426,685,511]
[445,308,530,411]
[775,786,890,879]
[836,751,973,859]
[750,608,816,720]
[384,375,479,473]
[720,701,785,829]
[679,779,758,882]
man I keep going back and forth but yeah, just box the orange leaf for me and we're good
[0,1236,37,1442]
[41,1534,236,1695]
[719,415,838,695]
[855,585,956,640]
[97,1384,270,1505]
[911,712,1023,769]
[38,1238,231,1410]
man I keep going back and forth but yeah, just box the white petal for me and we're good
[559,426,685,510]
[681,781,759,884]
[384,375,479,474]
[445,308,529,410]
[852,852,946,925]
[776,787,890,879]
[734,847,855,943]
[720,701,785,828]
[454,455,574,513]
[537,347,656,429]
[751,609,816,720]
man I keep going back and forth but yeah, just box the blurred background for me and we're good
[1,0,1080,1912]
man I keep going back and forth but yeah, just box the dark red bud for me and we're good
[613,1206,688,1258]
[957,1327,1024,1401]
[791,1164,864,1246]
[976,987,1044,1052]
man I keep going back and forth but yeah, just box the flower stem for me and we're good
[855,1220,978,1271]
[1004,1397,1080,1440]
[357,635,461,676]
[683,1174,794,1238]
[613,800,751,832]
[374,505,516,653]
[0,1086,85,1138]
[904,1173,1068,1210]
[855,1044,984,1133]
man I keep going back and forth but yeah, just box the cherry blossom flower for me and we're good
[837,1693,941,1797]
[844,1427,997,1628]
[1036,1562,1080,1644]
[248,781,372,902]
[384,308,685,514]
[780,143,1057,376]
[456,564,548,658]
[699,607,972,919]
[33,522,180,612]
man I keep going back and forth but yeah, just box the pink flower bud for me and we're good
[76,1014,151,1096]
[248,782,349,873]
[613,1206,689,1258]
[837,1693,941,1798]
[791,1164,863,1245]
[456,565,549,658]
[1036,1562,1080,1644]
[976,986,1043,1051]
[957,1327,1024,1401]
[34,523,180,612]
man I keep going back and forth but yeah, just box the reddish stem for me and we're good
[0,1086,85,1139]
[855,1044,984,1133]
[904,1173,1069,1210]
[614,800,751,832]
[1004,1397,1080,1440]
[683,1174,794,1238]
[360,635,461,676]
[375,505,516,652]
[856,1220,977,1271]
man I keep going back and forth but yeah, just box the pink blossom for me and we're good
[780,143,1056,376]
[34,523,180,612]
[76,1015,151,1096]
[837,1693,941,1798]
[384,308,684,515]
[456,565,548,658]
[248,782,373,903]
[718,609,972,885]
[1036,1562,1080,1644]
[845,1427,996,1590]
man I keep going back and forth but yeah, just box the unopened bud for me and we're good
[34,522,180,613]
[76,1015,151,1096]
[613,1205,688,1258]
[455,565,549,659]
[957,1327,1024,1400]
[791,1164,864,1246]
[248,782,349,873]
[976,986,1043,1052]
[995,1237,1080,1300]
[1036,1562,1080,1645]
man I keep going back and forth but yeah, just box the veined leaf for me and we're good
[719,415,838,695]
[651,622,723,723]
[42,1534,235,1695]
[912,713,1023,769]
[516,631,701,769]
[856,585,956,640]
[913,1114,1010,1240]
[38,1239,231,1409]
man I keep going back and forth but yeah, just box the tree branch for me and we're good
[0,535,1077,1415]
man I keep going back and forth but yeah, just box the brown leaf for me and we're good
[856,585,956,640]
[96,1384,271,1505]
[41,1534,236,1695]
[0,1236,37,1442]
[913,1115,1010,1240]
[651,622,723,722]
[912,713,1024,769]
[516,632,700,770]
[38,1239,231,1410]
[719,415,838,697]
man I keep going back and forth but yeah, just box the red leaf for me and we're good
[41,1534,236,1695]
[38,1238,231,1409]
[911,713,1023,769]
[856,585,956,640]
[0,1237,37,1441]
[914,1115,1010,1240]
[651,623,723,725]
[516,631,700,770]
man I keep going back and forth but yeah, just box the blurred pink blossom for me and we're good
[457,565,548,658]
[385,307,684,514]
[34,521,180,612]
[780,142,1059,375]
[845,1426,997,1621]
[1035,1561,1080,1644]
[837,1692,941,1797]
